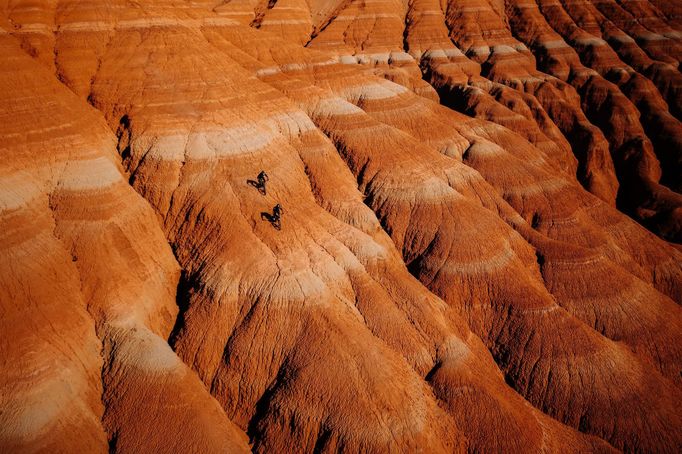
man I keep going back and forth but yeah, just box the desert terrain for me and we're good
[1,0,681,452]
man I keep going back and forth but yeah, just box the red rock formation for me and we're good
[0,23,249,454]
[1,1,681,453]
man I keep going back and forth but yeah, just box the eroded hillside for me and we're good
[1,0,681,452]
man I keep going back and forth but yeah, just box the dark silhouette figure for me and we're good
[273,203,283,218]
[248,170,269,195]
[261,203,284,230]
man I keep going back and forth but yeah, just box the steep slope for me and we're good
[303,0,682,242]
[0,29,250,453]
[79,12,615,452]
[1,0,681,453]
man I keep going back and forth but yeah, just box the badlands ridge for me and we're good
[1,0,681,452]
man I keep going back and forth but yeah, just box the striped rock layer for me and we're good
[0,1,681,453]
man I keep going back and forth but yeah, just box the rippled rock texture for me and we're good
[1,0,681,453]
